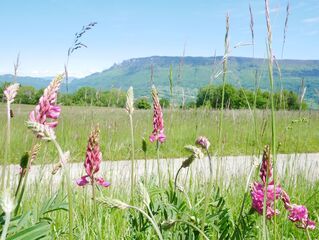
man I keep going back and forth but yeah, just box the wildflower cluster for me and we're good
[250,145,315,229]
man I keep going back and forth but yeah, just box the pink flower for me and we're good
[195,136,210,149]
[281,190,316,230]
[29,75,63,130]
[250,181,281,218]
[288,205,316,229]
[250,145,281,218]
[76,126,110,188]
[149,86,166,143]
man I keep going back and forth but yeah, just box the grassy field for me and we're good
[0,103,318,164]
[1,103,319,239]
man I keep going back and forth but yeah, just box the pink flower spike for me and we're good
[96,177,111,188]
[259,145,272,184]
[150,86,166,144]
[28,74,64,138]
[76,125,110,190]
[76,176,89,186]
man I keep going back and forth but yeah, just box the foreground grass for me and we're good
[16,171,319,239]
[0,104,319,164]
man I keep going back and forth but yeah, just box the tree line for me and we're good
[196,84,306,110]
[1,83,306,110]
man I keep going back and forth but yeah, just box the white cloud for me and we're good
[306,30,318,36]
[302,17,319,23]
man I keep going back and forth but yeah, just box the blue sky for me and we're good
[0,0,318,77]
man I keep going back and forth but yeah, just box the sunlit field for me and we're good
[1,104,319,165]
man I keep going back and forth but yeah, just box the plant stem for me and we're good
[306,228,312,240]
[129,114,135,203]
[206,149,212,177]
[175,220,209,240]
[1,212,11,240]
[156,140,162,186]
[236,159,257,224]
[52,138,73,240]
[130,205,163,240]
[174,166,183,190]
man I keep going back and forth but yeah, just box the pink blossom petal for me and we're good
[306,220,316,230]
[149,135,156,142]
[158,133,166,143]
[76,176,89,186]
[96,177,110,187]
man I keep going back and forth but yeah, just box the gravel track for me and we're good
[2,153,319,188]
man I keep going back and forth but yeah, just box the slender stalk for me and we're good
[174,166,183,190]
[264,1,277,239]
[206,149,212,177]
[217,13,229,184]
[3,101,11,189]
[306,228,312,240]
[1,212,11,240]
[52,138,73,240]
[236,158,258,224]
[175,220,209,240]
[144,151,147,185]
[129,114,135,203]
[130,205,163,240]
[156,140,162,186]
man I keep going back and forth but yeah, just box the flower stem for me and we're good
[174,166,183,190]
[129,114,135,203]
[206,149,213,177]
[130,205,163,240]
[175,220,209,240]
[306,228,312,240]
[156,140,162,186]
[1,212,11,240]
[52,138,73,240]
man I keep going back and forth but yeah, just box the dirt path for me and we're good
[2,152,319,188]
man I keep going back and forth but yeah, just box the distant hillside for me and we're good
[69,56,319,106]
[0,74,51,89]
[1,56,319,106]
[0,75,76,92]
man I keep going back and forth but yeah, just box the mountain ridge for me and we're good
[1,56,319,105]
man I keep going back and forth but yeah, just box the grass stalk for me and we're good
[264,1,277,239]
[0,212,11,240]
[129,114,135,203]
[52,138,73,240]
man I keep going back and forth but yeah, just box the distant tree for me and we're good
[16,86,37,104]
[159,98,170,108]
[72,87,97,105]
[185,101,196,109]
[135,97,151,109]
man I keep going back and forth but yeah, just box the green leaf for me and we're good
[6,221,51,240]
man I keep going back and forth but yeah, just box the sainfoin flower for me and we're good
[195,136,210,150]
[281,190,316,229]
[28,74,63,129]
[250,145,281,218]
[149,85,166,143]
[76,126,110,188]
[4,83,20,104]
[250,181,281,218]
[250,146,316,229]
